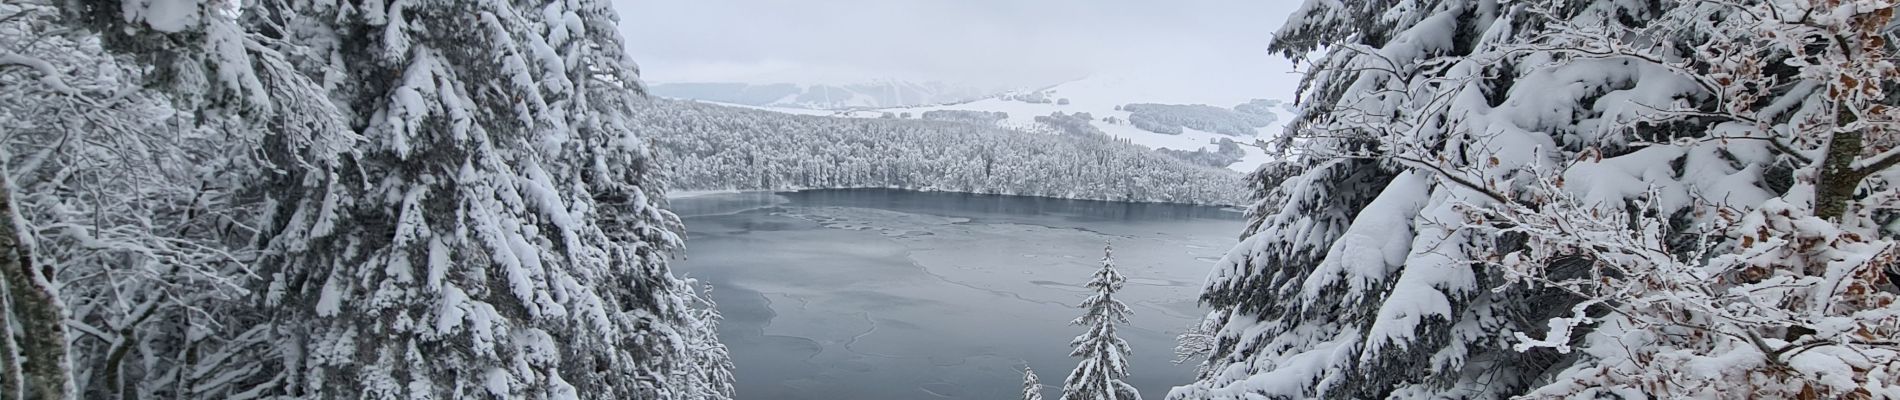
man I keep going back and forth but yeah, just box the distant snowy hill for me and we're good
[649,81,1008,110]
[831,75,1300,173]
[635,99,1248,206]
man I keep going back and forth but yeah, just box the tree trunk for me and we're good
[0,175,73,400]
[1,277,23,400]
[1815,110,1864,221]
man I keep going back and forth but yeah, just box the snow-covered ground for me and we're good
[832,74,1294,173]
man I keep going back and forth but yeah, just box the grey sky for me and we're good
[612,0,1304,98]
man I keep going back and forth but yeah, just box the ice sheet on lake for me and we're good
[675,192,1240,400]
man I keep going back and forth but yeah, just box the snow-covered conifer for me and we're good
[5,0,733,399]
[1062,245,1140,400]
[1173,1,1900,399]
[233,0,735,397]
[1023,366,1045,400]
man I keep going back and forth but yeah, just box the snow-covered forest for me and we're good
[1121,103,1276,136]
[636,99,1250,206]
[1,2,728,399]
[9,0,1900,399]
[1172,0,1900,399]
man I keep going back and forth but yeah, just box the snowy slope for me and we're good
[834,75,1296,173]
[690,100,843,116]
[650,81,1009,110]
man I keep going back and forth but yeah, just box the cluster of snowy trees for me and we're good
[1173,0,1900,399]
[1035,112,1105,136]
[1004,90,1057,104]
[1230,99,1290,121]
[639,100,1249,206]
[1154,140,1246,169]
[649,81,1001,110]
[1121,104,1273,136]
[1,2,730,399]
[921,110,1011,125]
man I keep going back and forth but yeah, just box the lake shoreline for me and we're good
[668,186,1250,208]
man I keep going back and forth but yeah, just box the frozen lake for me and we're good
[670,189,1243,400]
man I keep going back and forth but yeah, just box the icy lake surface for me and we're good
[671,189,1243,400]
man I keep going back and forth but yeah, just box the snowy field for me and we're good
[671,189,1241,399]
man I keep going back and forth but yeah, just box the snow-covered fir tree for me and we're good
[1173,0,1899,399]
[636,99,1247,205]
[2,1,733,399]
[1023,366,1045,400]
[1063,245,1141,400]
[240,0,732,397]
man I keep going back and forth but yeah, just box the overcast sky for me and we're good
[612,0,1304,98]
